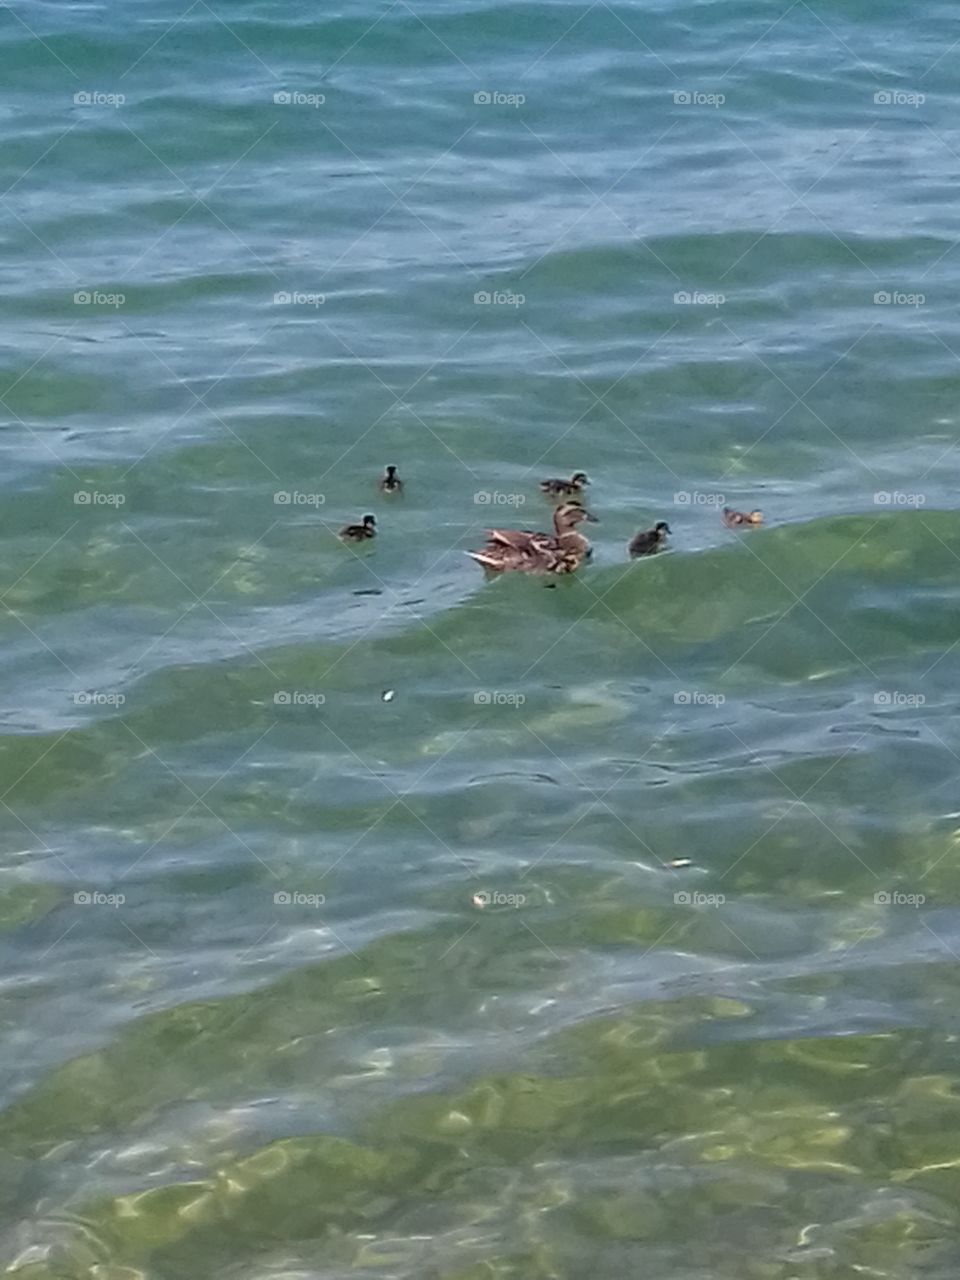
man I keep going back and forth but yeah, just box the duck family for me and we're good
[337,465,763,574]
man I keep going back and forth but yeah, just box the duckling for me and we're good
[628,520,670,557]
[722,507,762,528]
[467,502,598,574]
[339,513,377,542]
[540,471,589,499]
[379,464,403,494]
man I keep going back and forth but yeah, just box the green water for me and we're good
[3,0,960,1275]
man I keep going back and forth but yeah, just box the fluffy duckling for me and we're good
[339,514,377,542]
[468,501,598,574]
[540,471,589,499]
[379,465,403,494]
[722,507,762,528]
[628,520,670,557]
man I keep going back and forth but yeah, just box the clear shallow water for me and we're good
[3,0,960,1276]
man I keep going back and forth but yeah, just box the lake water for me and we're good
[3,1,960,1276]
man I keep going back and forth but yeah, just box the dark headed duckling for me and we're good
[628,520,670,557]
[339,513,377,542]
[379,465,403,494]
[722,507,762,528]
[540,471,589,499]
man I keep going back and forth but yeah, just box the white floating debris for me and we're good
[381,689,395,702]
[664,858,693,869]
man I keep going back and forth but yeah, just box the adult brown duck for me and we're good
[467,502,597,574]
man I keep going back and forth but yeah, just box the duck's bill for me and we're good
[584,512,599,522]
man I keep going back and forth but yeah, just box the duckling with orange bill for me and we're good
[722,507,762,528]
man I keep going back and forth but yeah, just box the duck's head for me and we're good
[362,513,377,529]
[555,502,598,531]
[571,471,589,487]
[744,510,763,524]
[385,465,398,478]
[655,521,671,536]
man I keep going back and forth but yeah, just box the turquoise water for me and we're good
[4,0,960,1275]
